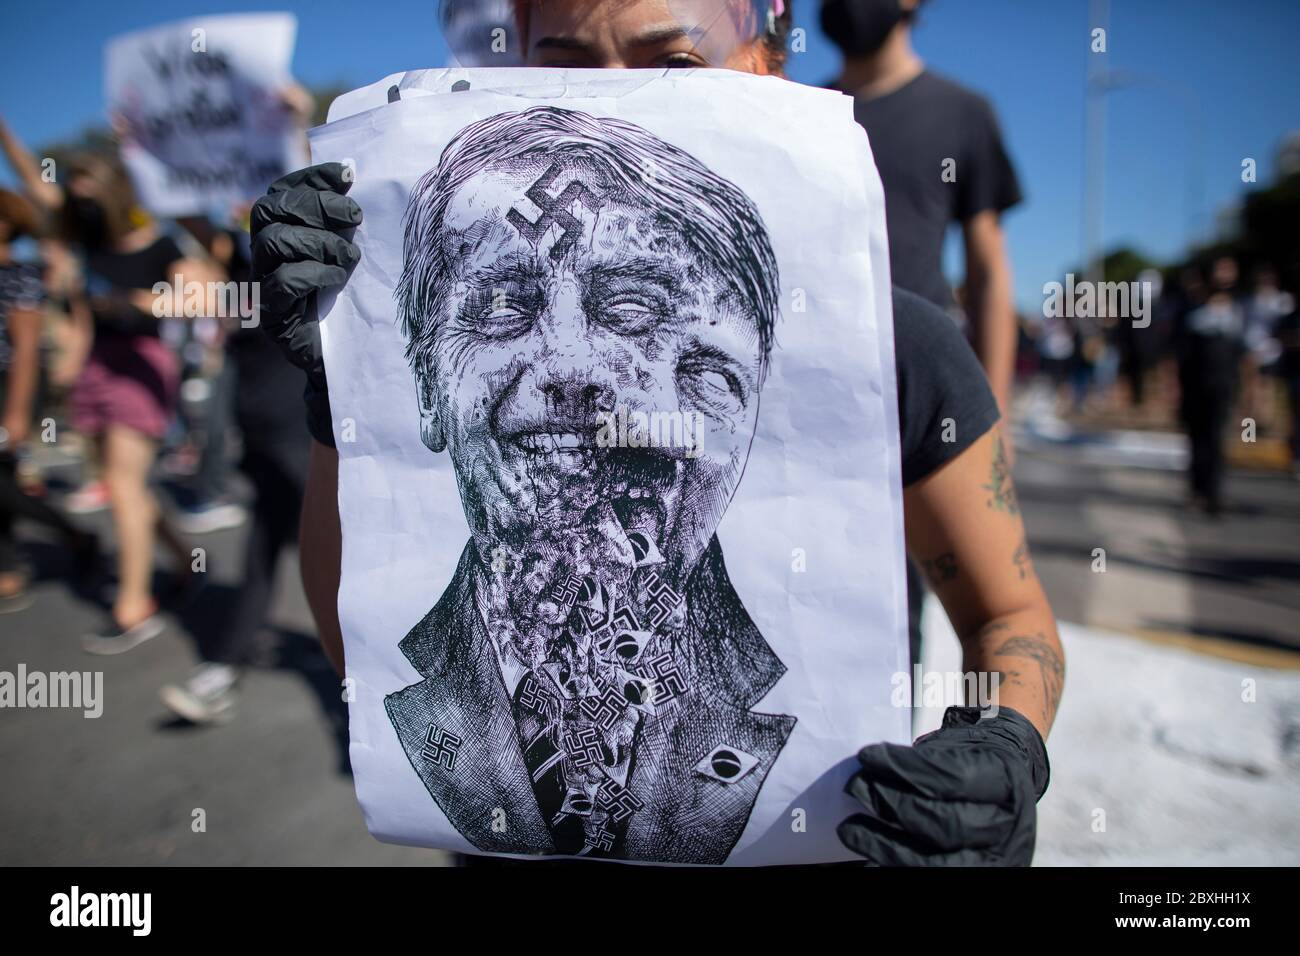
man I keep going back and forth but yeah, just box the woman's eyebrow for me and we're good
[532,24,691,55]
[624,24,693,50]
[531,36,596,55]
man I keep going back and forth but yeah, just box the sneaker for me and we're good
[160,664,239,724]
[82,613,164,655]
[64,480,109,514]
[172,499,246,535]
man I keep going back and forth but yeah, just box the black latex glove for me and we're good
[837,705,1050,866]
[250,162,362,447]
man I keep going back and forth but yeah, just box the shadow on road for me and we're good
[1030,536,1300,594]
[1018,480,1300,522]
[1139,620,1300,657]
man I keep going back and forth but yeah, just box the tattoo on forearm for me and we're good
[970,621,1011,641]
[920,551,958,584]
[1012,537,1030,580]
[992,632,1064,724]
[994,667,1024,692]
[983,434,1019,515]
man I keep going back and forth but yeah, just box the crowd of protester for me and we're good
[1017,255,1299,511]
[0,87,314,723]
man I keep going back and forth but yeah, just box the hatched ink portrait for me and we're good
[383,105,795,864]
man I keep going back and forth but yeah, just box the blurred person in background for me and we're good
[1,118,103,515]
[1068,310,1103,413]
[149,83,314,539]
[1117,268,1164,415]
[0,188,98,612]
[1038,311,1075,405]
[160,255,245,536]
[821,0,1023,672]
[1241,264,1291,430]
[159,85,316,723]
[1176,256,1245,517]
[1154,264,1205,410]
[1,125,222,649]
[57,155,222,651]
[1273,303,1300,479]
[822,0,1021,412]
[1115,303,1153,410]
[159,205,312,724]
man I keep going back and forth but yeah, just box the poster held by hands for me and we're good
[105,12,307,218]
[313,71,908,865]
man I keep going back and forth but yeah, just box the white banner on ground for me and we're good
[312,70,907,865]
[105,12,306,218]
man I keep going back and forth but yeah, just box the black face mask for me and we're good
[66,195,108,250]
[821,0,907,58]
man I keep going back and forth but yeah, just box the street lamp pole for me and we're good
[1082,0,1110,290]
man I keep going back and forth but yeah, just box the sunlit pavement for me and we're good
[918,601,1300,865]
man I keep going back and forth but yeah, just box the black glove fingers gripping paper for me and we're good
[267,161,355,195]
[252,222,360,275]
[839,706,1050,865]
[862,781,1015,851]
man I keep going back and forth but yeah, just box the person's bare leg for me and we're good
[103,423,160,628]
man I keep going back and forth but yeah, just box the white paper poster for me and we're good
[312,70,909,865]
[105,12,307,218]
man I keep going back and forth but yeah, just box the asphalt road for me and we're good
[1013,423,1300,664]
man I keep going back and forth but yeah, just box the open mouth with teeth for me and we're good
[505,429,683,548]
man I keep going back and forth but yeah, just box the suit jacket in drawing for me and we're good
[384,537,795,864]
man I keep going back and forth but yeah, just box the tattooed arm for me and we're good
[903,425,1063,737]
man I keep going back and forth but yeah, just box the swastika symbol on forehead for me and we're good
[506,161,602,261]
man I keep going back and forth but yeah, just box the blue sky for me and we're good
[2,0,1298,310]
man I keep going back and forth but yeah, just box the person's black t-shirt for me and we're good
[85,234,183,293]
[219,226,308,441]
[849,71,1022,310]
[893,286,1000,485]
[83,234,184,339]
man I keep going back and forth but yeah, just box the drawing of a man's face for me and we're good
[426,160,761,574]
[398,109,778,599]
